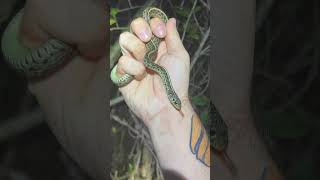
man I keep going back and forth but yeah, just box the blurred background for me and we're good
[0,0,319,179]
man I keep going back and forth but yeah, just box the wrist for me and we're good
[147,96,194,124]
[147,98,210,179]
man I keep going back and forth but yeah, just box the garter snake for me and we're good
[209,100,237,176]
[110,7,182,110]
[1,8,75,78]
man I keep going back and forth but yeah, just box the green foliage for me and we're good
[192,95,210,124]
[128,163,135,174]
[110,18,117,26]
[175,6,202,17]
[200,111,209,124]
[112,126,118,134]
[110,8,119,26]
[187,25,201,40]
[192,95,209,107]
[175,6,202,41]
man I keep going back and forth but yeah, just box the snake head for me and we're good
[168,94,181,110]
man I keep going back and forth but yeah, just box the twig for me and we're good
[256,0,275,31]
[200,45,210,56]
[199,0,210,10]
[118,6,143,13]
[179,0,185,7]
[110,27,129,32]
[190,28,210,69]
[111,114,139,136]
[127,0,132,7]
[181,0,198,42]
[110,96,125,107]
[193,12,204,35]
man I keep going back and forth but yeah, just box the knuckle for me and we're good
[119,32,131,44]
[132,43,146,60]
[131,17,145,27]
[137,63,145,73]
[118,56,127,67]
[135,42,146,52]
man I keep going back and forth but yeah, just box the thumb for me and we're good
[165,18,185,54]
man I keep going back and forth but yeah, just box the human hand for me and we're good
[18,0,110,179]
[116,17,191,125]
[114,15,209,180]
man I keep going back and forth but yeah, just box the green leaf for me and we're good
[175,6,202,17]
[110,18,117,26]
[192,95,209,107]
[200,111,209,124]
[175,8,189,17]
[188,25,201,40]
[111,126,117,134]
[194,6,202,13]
[111,8,119,17]
[128,163,134,173]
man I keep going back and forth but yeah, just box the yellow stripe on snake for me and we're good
[110,7,182,110]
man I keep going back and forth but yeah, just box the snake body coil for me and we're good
[1,9,74,78]
[111,7,181,110]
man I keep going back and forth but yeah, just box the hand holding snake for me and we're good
[113,8,191,123]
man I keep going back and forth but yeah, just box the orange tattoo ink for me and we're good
[190,114,210,167]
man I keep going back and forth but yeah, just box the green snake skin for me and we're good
[209,100,228,151]
[110,7,182,110]
[1,8,75,78]
[209,100,238,175]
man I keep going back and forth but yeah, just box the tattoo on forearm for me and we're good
[189,114,210,167]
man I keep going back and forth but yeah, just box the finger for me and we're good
[150,17,166,38]
[165,18,186,55]
[119,32,146,61]
[117,55,146,80]
[130,17,152,42]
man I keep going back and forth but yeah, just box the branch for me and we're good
[181,0,198,42]
[190,27,210,69]
[110,96,125,107]
[256,0,275,31]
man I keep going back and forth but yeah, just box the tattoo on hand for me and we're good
[189,114,210,167]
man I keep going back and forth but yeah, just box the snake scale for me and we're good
[110,7,181,110]
[209,100,238,176]
[1,8,75,78]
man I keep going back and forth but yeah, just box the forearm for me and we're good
[28,57,111,180]
[147,100,210,180]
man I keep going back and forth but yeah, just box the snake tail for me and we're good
[1,8,75,78]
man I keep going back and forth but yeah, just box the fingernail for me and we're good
[139,29,150,41]
[156,24,166,37]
